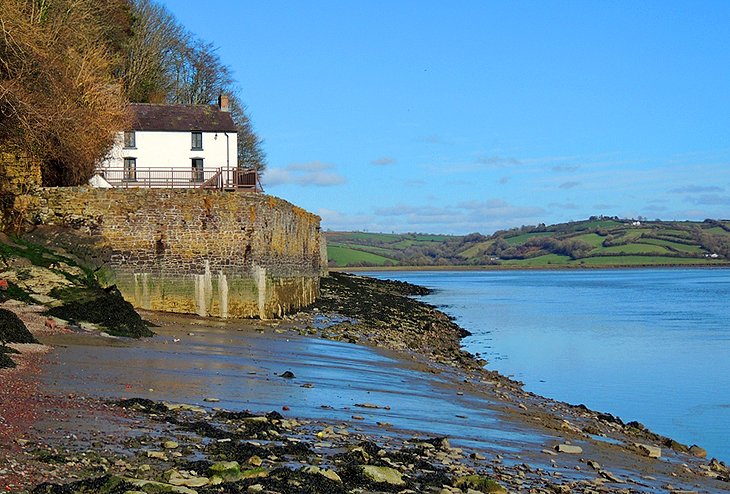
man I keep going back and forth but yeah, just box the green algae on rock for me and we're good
[0,306,38,367]
[47,285,153,338]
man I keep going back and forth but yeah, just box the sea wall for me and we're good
[28,188,325,319]
[0,152,42,231]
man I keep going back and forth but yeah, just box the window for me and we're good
[123,131,136,148]
[123,157,136,181]
[192,158,204,181]
[191,131,203,150]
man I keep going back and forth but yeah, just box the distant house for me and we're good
[94,96,258,190]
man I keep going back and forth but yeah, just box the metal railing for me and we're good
[93,167,262,192]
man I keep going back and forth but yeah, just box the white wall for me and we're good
[101,130,237,172]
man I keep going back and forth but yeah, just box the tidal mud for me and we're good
[1,272,729,493]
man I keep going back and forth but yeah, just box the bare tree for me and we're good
[230,95,267,172]
[0,0,131,185]
[121,0,187,103]
[124,0,266,172]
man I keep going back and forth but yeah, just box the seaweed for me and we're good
[46,285,153,338]
[0,307,38,344]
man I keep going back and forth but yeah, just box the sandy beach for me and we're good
[1,273,729,493]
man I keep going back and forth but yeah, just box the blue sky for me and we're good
[163,0,730,234]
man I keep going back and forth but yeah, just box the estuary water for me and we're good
[364,268,730,461]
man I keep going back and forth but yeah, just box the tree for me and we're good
[0,0,131,185]
[122,0,267,173]
[120,0,186,103]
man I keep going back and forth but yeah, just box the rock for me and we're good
[241,467,269,479]
[302,465,342,482]
[555,444,583,454]
[247,455,263,467]
[163,403,206,413]
[280,370,295,378]
[247,485,264,493]
[163,440,179,449]
[146,451,167,460]
[203,397,220,402]
[635,443,661,458]
[355,402,381,409]
[208,461,242,482]
[166,470,210,487]
[123,477,198,494]
[360,465,406,485]
[599,470,622,483]
[709,458,729,473]
[454,474,507,493]
[689,445,707,458]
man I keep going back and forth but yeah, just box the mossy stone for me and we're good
[207,460,241,481]
[454,474,507,493]
[360,465,405,485]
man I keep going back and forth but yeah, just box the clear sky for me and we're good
[162,0,730,234]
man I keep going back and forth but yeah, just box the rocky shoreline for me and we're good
[1,271,729,493]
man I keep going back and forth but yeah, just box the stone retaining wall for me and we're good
[29,188,325,319]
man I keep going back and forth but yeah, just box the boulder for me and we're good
[555,444,583,454]
[689,445,707,458]
[123,477,198,494]
[454,474,508,493]
[360,465,405,485]
[634,443,661,458]
[165,470,209,488]
[0,308,38,344]
[302,465,342,482]
[207,461,242,482]
[241,467,269,479]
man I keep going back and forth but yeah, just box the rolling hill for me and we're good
[325,217,730,268]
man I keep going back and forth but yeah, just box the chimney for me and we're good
[218,94,230,112]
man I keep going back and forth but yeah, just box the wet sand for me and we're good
[29,312,730,493]
[40,319,547,453]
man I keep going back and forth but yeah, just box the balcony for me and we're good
[92,167,263,192]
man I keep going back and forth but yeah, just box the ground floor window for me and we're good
[192,158,204,181]
[123,157,136,181]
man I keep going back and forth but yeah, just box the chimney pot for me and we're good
[218,94,230,112]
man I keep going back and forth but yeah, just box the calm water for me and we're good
[364,268,730,461]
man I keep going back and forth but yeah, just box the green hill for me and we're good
[325,217,730,268]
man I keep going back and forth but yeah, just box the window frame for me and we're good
[191,158,204,182]
[123,157,137,181]
[123,130,136,149]
[191,131,203,150]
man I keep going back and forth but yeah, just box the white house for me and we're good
[95,95,255,190]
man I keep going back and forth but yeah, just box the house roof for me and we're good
[129,103,237,132]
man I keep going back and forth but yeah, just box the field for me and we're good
[325,218,730,268]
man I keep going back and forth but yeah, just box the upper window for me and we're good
[123,131,136,148]
[191,131,203,150]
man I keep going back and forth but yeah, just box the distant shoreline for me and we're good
[332,262,730,272]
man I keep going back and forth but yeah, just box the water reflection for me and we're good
[41,324,548,453]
